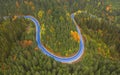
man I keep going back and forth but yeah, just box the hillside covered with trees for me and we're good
[0,0,120,75]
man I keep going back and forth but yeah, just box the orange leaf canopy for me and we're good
[70,30,80,42]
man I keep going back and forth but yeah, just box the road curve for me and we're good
[1,13,84,63]
[24,13,84,63]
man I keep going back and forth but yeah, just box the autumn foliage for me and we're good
[70,30,80,42]
[20,40,33,47]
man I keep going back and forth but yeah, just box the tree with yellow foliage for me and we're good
[70,30,80,43]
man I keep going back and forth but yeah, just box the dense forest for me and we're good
[0,0,120,75]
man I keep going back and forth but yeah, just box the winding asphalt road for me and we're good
[1,11,84,63]
[24,13,84,63]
